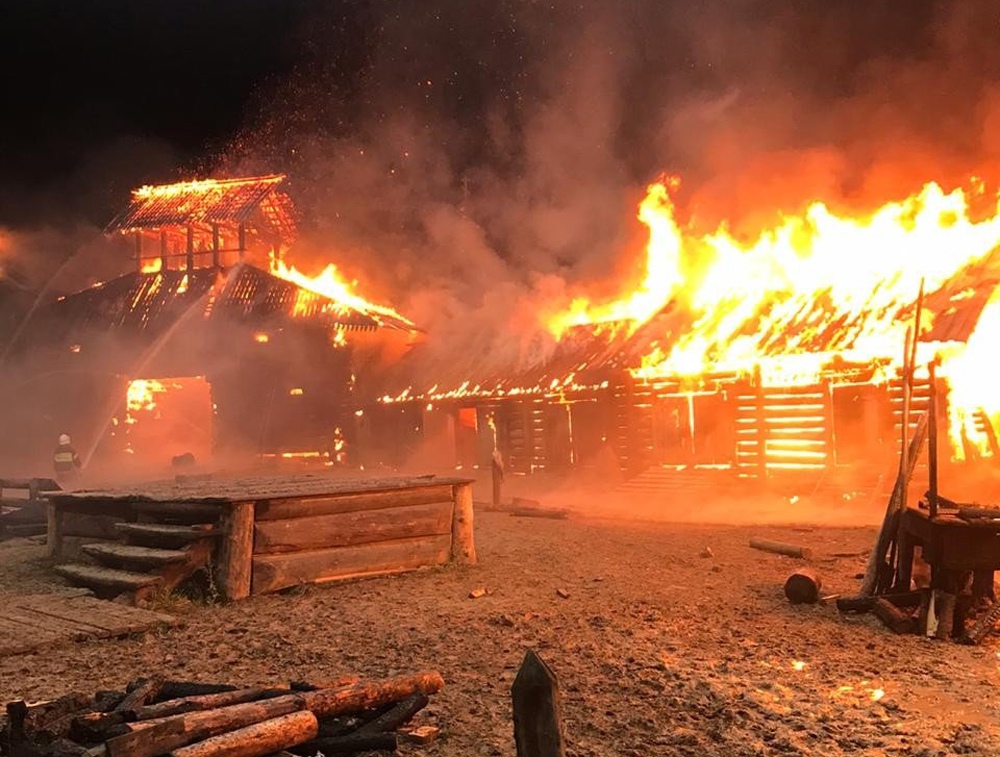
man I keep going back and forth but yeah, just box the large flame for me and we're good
[547,177,1000,459]
[269,256,415,329]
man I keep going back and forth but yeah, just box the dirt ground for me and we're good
[2,507,1000,757]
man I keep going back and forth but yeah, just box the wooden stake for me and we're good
[928,361,939,519]
[512,650,566,757]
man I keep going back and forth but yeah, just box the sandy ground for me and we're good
[2,508,1000,757]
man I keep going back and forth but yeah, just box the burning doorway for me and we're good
[121,377,214,469]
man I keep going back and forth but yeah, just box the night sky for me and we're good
[1,0,334,226]
[2,1,999,274]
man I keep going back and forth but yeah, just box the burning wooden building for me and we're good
[0,175,414,477]
[365,180,1000,496]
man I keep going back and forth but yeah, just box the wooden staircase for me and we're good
[53,516,219,604]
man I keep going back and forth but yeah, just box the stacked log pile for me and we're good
[1,672,443,757]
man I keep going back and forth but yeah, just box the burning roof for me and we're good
[34,264,411,350]
[105,175,296,242]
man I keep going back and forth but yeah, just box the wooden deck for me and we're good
[0,591,180,657]
[47,474,472,505]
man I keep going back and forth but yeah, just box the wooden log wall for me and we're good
[249,484,465,595]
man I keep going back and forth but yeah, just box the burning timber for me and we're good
[0,175,415,476]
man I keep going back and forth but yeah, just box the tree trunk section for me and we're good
[450,483,476,565]
[169,710,318,757]
[301,672,444,718]
[218,501,254,600]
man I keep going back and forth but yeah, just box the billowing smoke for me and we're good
[216,0,1000,388]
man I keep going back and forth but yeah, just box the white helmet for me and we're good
[59,434,71,445]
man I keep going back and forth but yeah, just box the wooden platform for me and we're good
[0,592,180,657]
[46,474,477,600]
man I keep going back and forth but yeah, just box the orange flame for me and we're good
[548,178,1000,458]
[270,255,415,329]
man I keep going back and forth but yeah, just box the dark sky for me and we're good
[0,0,341,226]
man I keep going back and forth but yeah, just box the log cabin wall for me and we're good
[249,482,470,595]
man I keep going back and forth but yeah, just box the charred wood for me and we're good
[116,677,164,719]
[872,598,916,634]
[836,591,923,613]
[355,693,428,735]
[784,570,822,604]
[154,683,239,702]
[290,732,398,755]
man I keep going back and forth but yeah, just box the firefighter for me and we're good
[53,433,82,483]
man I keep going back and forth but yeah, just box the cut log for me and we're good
[218,502,254,601]
[784,570,822,604]
[252,501,453,555]
[872,598,916,634]
[749,538,812,559]
[355,693,428,734]
[127,694,307,737]
[289,676,360,692]
[290,732,397,754]
[136,688,291,721]
[836,591,923,613]
[116,677,165,718]
[106,718,206,757]
[300,672,444,718]
[255,486,455,521]
[69,710,127,742]
[450,482,476,565]
[169,710,318,757]
[251,535,451,595]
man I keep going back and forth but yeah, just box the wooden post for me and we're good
[754,365,767,482]
[238,224,246,261]
[218,501,254,600]
[491,450,503,507]
[159,230,169,271]
[512,650,566,757]
[135,232,143,272]
[450,483,476,565]
[212,224,220,268]
[186,226,195,272]
[46,501,64,560]
[928,361,939,519]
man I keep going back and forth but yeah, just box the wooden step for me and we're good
[134,502,222,523]
[54,564,162,596]
[115,522,217,549]
[80,543,189,571]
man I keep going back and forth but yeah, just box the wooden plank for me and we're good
[253,501,453,555]
[219,502,254,601]
[15,595,177,633]
[251,534,451,595]
[0,605,111,639]
[450,483,476,565]
[47,501,63,559]
[255,485,455,521]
